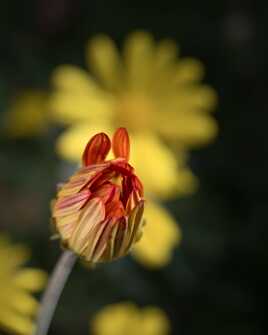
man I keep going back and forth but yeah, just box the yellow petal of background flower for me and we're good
[175,58,205,84]
[86,35,122,91]
[50,91,114,125]
[51,65,101,93]
[56,123,114,162]
[156,112,218,147]
[0,235,47,335]
[50,65,115,125]
[179,85,217,111]
[8,290,38,316]
[91,303,139,335]
[13,269,48,291]
[154,39,178,71]
[130,133,182,199]
[5,90,49,138]
[141,307,171,335]
[132,200,181,268]
[124,31,154,90]
[0,310,34,335]
[91,302,170,335]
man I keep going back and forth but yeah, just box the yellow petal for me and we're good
[154,39,178,70]
[182,85,218,111]
[175,58,205,83]
[91,303,139,335]
[13,269,47,291]
[56,123,114,162]
[0,235,46,335]
[5,90,49,138]
[50,91,114,125]
[51,65,100,93]
[50,65,115,124]
[86,35,122,91]
[142,307,171,335]
[8,291,39,316]
[124,31,154,90]
[153,83,218,147]
[157,112,218,147]
[129,133,181,198]
[132,200,181,268]
[91,302,170,335]
[0,309,34,335]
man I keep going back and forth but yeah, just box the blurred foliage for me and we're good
[0,0,267,335]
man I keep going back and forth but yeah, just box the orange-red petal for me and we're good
[112,128,130,161]
[93,182,120,204]
[82,132,111,166]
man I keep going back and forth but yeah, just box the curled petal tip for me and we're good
[82,132,111,166]
[112,127,130,161]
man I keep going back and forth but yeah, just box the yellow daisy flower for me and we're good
[0,235,47,335]
[49,31,217,268]
[5,90,49,138]
[91,302,170,335]
[50,31,217,199]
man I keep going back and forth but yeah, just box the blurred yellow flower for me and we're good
[91,302,170,335]
[5,90,49,137]
[49,31,217,268]
[0,235,47,335]
[50,31,217,199]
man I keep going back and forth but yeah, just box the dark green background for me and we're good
[0,1,266,334]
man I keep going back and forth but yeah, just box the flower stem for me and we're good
[34,250,77,335]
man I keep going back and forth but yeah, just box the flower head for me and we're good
[52,128,144,262]
[91,302,170,335]
[0,235,47,335]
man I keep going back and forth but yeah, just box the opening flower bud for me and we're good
[52,128,145,263]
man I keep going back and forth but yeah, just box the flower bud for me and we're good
[52,128,144,262]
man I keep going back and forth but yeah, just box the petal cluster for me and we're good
[0,235,47,335]
[52,128,144,262]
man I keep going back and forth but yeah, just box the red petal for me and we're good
[112,128,130,161]
[82,133,111,166]
[105,199,125,219]
[93,182,120,204]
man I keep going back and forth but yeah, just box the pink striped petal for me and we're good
[69,197,105,254]
[54,189,91,217]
